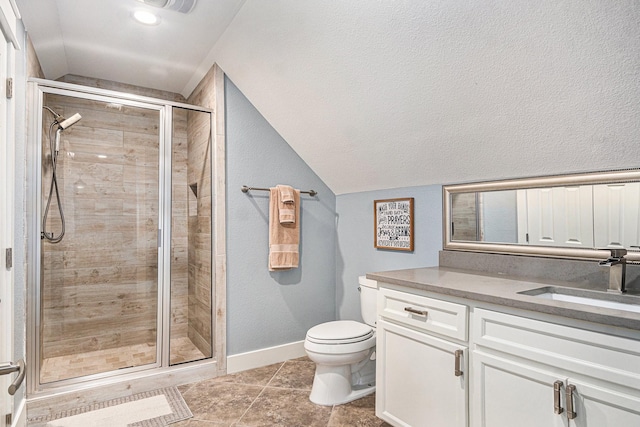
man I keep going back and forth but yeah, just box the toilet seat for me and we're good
[304,320,376,355]
[306,320,373,345]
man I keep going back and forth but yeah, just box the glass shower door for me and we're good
[169,106,213,365]
[39,92,162,384]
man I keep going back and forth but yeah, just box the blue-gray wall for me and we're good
[225,78,337,355]
[225,78,445,352]
[335,185,443,320]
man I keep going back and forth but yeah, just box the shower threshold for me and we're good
[40,337,205,384]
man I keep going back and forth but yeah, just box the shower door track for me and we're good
[26,78,217,397]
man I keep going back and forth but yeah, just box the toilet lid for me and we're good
[306,320,374,345]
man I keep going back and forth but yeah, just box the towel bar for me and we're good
[241,185,317,197]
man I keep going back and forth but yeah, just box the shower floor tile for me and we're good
[170,336,208,364]
[40,336,206,383]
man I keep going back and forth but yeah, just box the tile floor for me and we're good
[40,337,205,383]
[174,357,391,427]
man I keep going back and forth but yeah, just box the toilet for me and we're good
[304,276,378,406]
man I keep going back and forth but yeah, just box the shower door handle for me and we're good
[0,359,25,395]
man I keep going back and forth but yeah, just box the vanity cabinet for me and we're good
[374,281,640,427]
[376,286,469,427]
[472,309,640,427]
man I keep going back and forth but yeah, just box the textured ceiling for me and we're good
[18,0,640,195]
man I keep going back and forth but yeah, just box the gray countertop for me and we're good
[367,267,640,331]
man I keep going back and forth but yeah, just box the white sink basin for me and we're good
[518,287,640,313]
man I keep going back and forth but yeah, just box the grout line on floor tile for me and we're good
[231,362,287,425]
[262,384,313,392]
[235,382,269,425]
[263,361,286,388]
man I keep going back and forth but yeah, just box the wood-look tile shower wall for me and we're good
[171,108,190,341]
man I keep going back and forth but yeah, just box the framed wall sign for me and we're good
[374,197,414,251]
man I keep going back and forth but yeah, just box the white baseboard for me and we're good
[227,340,306,374]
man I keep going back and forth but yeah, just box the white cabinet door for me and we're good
[472,352,640,427]
[376,319,467,427]
[526,186,594,248]
[568,378,640,427]
[593,182,640,249]
[472,351,567,427]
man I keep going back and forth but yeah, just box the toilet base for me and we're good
[309,362,376,406]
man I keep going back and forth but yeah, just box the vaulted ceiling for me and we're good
[18,0,640,195]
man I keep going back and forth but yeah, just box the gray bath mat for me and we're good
[28,386,192,426]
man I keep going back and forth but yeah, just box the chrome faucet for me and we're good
[598,248,627,293]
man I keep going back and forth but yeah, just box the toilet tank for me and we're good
[358,276,378,327]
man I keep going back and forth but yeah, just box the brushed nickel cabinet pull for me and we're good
[566,384,577,420]
[553,380,564,414]
[454,350,463,377]
[404,306,428,316]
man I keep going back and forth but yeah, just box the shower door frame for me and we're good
[26,78,219,396]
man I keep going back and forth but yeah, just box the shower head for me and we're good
[58,113,82,130]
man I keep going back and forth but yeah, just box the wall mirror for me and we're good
[443,169,640,262]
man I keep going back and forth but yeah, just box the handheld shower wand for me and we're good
[54,113,82,152]
[42,107,82,243]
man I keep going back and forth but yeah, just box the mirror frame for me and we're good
[443,169,640,262]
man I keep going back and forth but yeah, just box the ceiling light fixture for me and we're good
[136,0,197,14]
[133,9,160,25]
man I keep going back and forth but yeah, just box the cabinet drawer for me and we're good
[473,308,640,390]
[379,287,468,341]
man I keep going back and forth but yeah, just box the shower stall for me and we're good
[26,78,221,393]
